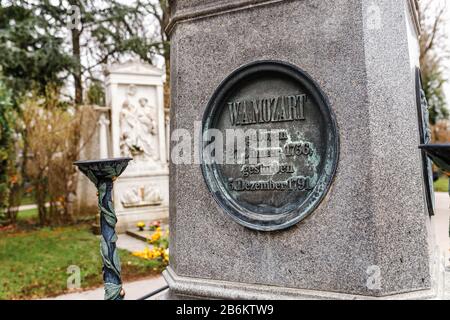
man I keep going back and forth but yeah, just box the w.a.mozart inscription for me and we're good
[201,61,339,231]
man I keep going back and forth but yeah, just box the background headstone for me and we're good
[75,105,111,218]
[103,61,169,232]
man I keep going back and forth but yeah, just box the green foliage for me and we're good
[1,1,168,104]
[0,4,75,102]
[152,230,169,250]
[0,224,164,299]
[0,0,169,215]
[434,175,449,193]
[86,81,105,106]
[0,74,14,220]
[16,207,38,222]
[80,0,163,64]
[423,69,449,125]
[3,0,168,104]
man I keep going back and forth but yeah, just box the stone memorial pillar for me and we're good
[105,61,169,232]
[164,0,438,299]
[98,113,110,159]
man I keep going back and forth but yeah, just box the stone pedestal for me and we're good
[105,61,169,233]
[165,0,437,299]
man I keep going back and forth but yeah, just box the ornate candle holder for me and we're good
[420,144,450,176]
[420,144,450,239]
[74,157,132,300]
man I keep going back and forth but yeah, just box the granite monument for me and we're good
[163,0,438,299]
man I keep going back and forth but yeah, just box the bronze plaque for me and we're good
[416,68,435,216]
[201,61,339,231]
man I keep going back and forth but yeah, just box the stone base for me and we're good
[159,259,448,300]
[91,222,101,235]
[126,221,169,241]
[116,207,168,233]
[114,172,169,233]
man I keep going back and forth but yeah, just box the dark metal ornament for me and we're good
[416,68,435,216]
[74,157,132,300]
[419,145,450,175]
[419,145,450,236]
[201,61,339,231]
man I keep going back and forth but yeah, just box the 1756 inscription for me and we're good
[201,61,339,231]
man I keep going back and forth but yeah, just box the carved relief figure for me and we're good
[120,100,139,156]
[119,86,159,161]
[121,188,141,207]
[420,89,432,143]
[143,184,162,203]
[136,98,159,160]
[120,185,163,208]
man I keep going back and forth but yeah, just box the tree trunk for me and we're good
[35,172,49,226]
[36,184,47,226]
[162,2,171,109]
[164,54,170,110]
[6,184,21,224]
[72,28,83,104]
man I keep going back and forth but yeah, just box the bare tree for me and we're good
[142,0,171,109]
[22,87,96,225]
[418,0,449,129]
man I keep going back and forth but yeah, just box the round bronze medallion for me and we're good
[201,61,339,231]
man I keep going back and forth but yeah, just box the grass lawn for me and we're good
[16,208,38,222]
[434,176,449,193]
[0,224,165,300]
[20,194,36,206]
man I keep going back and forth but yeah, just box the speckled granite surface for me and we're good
[167,0,432,298]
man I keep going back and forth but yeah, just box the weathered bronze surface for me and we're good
[416,68,435,217]
[201,61,339,231]
[74,157,132,300]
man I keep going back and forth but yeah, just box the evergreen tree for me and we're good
[0,71,16,223]
[0,3,74,104]
[4,0,166,104]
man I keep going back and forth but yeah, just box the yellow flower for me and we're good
[136,222,145,229]
[150,231,161,243]
[132,236,169,265]
[162,248,169,262]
